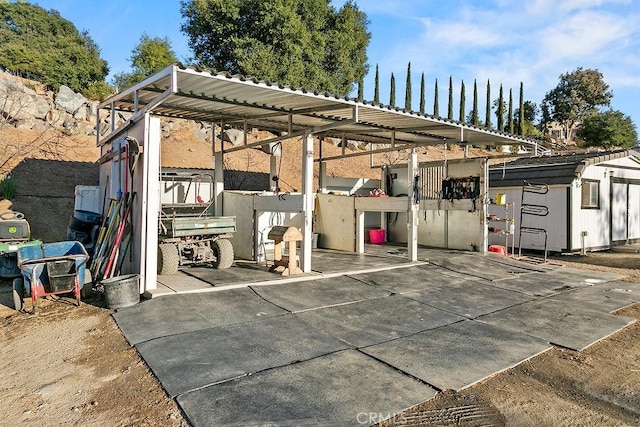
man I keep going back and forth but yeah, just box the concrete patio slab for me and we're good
[489,268,608,297]
[478,299,636,351]
[350,265,468,293]
[184,261,286,286]
[251,275,390,312]
[136,315,349,397]
[157,271,215,292]
[362,320,550,391]
[295,294,465,347]
[402,280,535,318]
[112,288,287,345]
[176,349,437,427]
[547,280,640,314]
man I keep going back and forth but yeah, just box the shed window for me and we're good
[581,180,599,209]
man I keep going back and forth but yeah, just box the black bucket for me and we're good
[101,274,140,309]
[68,210,102,254]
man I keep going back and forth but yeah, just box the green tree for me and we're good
[0,2,108,93]
[485,79,491,128]
[389,73,396,107]
[508,89,514,134]
[514,100,540,138]
[541,67,612,142]
[447,76,453,120]
[578,110,638,149]
[471,79,479,125]
[374,64,380,104]
[180,0,370,97]
[433,79,439,117]
[357,76,363,101]
[518,82,524,135]
[419,73,425,114]
[404,62,411,110]
[496,84,505,131]
[112,34,177,90]
[459,80,465,123]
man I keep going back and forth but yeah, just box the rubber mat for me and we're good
[548,280,640,313]
[112,288,287,345]
[295,294,465,347]
[362,320,551,391]
[137,315,349,397]
[350,265,468,293]
[402,280,535,318]
[251,275,389,312]
[478,299,636,351]
[176,349,437,427]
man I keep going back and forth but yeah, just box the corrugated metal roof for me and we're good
[99,64,538,151]
[489,149,640,187]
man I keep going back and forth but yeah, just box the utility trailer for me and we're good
[158,171,236,275]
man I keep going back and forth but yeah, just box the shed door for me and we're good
[612,182,628,242]
[629,184,640,240]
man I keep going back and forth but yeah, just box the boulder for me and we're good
[55,85,86,114]
[0,77,51,121]
[222,128,244,145]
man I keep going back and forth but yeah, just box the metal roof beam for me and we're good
[317,142,419,162]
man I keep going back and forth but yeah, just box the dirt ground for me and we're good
[0,126,638,426]
[0,253,638,427]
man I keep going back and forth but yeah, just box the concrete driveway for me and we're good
[113,249,639,426]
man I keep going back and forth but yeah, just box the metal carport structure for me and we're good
[97,64,538,292]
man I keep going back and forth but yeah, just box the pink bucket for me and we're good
[368,229,386,244]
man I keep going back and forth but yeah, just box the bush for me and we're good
[0,175,17,200]
[83,80,115,101]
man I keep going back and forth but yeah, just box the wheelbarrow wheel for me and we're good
[12,278,24,312]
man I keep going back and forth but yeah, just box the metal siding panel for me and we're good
[629,185,640,239]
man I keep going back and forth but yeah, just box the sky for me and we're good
[33,0,640,128]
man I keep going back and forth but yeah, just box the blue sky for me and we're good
[34,0,640,128]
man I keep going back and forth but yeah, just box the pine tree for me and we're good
[374,64,380,104]
[447,76,454,120]
[518,82,525,135]
[497,84,505,132]
[357,76,363,101]
[390,73,396,107]
[459,80,466,123]
[419,73,425,114]
[508,89,514,134]
[405,62,412,110]
[472,79,479,125]
[434,79,439,116]
[485,79,491,128]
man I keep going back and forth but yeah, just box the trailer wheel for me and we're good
[158,243,180,275]
[12,278,24,311]
[212,239,234,269]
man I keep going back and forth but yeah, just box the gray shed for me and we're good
[489,149,640,253]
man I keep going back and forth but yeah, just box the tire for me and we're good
[158,243,180,275]
[212,239,234,269]
[12,278,24,311]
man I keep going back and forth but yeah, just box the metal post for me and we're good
[407,149,419,261]
[300,134,314,272]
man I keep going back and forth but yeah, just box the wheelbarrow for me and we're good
[13,241,89,313]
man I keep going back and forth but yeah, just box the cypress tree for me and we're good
[405,62,412,110]
[497,84,505,132]
[357,76,364,101]
[390,73,396,107]
[508,88,514,133]
[459,80,466,123]
[447,76,454,120]
[472,79,479,125]
[485,79,491,128]
[434,79,439,116]
[419,73,425,114]
[518,82,525,135]
[374,64,380,104]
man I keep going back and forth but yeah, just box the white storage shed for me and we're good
[489,149,640,253]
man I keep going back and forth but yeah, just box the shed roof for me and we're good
[99,64,538,155]
[489,149,640,187]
